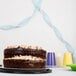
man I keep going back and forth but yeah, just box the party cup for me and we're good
[46,52,56,67]
[63,52,73,67]
[56,54,63,67]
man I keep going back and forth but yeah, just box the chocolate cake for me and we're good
[3,45,46,68]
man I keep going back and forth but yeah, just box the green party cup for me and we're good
[67,64,76,71]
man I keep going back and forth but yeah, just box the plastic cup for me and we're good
[46,52,56,67]
[56,54,63,67]
[73,53,76,63]
[63,52,73,67]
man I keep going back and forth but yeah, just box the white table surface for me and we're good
[0,68,76,76]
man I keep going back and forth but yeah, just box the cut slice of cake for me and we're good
[3,45,46,68]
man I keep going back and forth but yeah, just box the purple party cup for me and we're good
[46,52,56,67]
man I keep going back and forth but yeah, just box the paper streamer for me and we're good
[0,0,75,53]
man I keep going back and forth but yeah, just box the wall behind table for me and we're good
[0,0,76,64]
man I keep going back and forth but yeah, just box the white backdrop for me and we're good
[0,0,76,64]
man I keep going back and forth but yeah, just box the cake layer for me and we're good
[4,46,46,58]
[4,55,45,61]
[3,59,46,68]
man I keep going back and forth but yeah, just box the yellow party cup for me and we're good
[63,52,73,67]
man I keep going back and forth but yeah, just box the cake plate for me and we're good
[0,66,52,74]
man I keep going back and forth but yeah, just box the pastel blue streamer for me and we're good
[0,8,36,30]
[33,0,75,53]
[0,0,75,53]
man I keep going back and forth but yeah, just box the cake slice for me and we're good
[3,45,46,68]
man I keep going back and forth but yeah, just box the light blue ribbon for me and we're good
[0,0,75,53]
